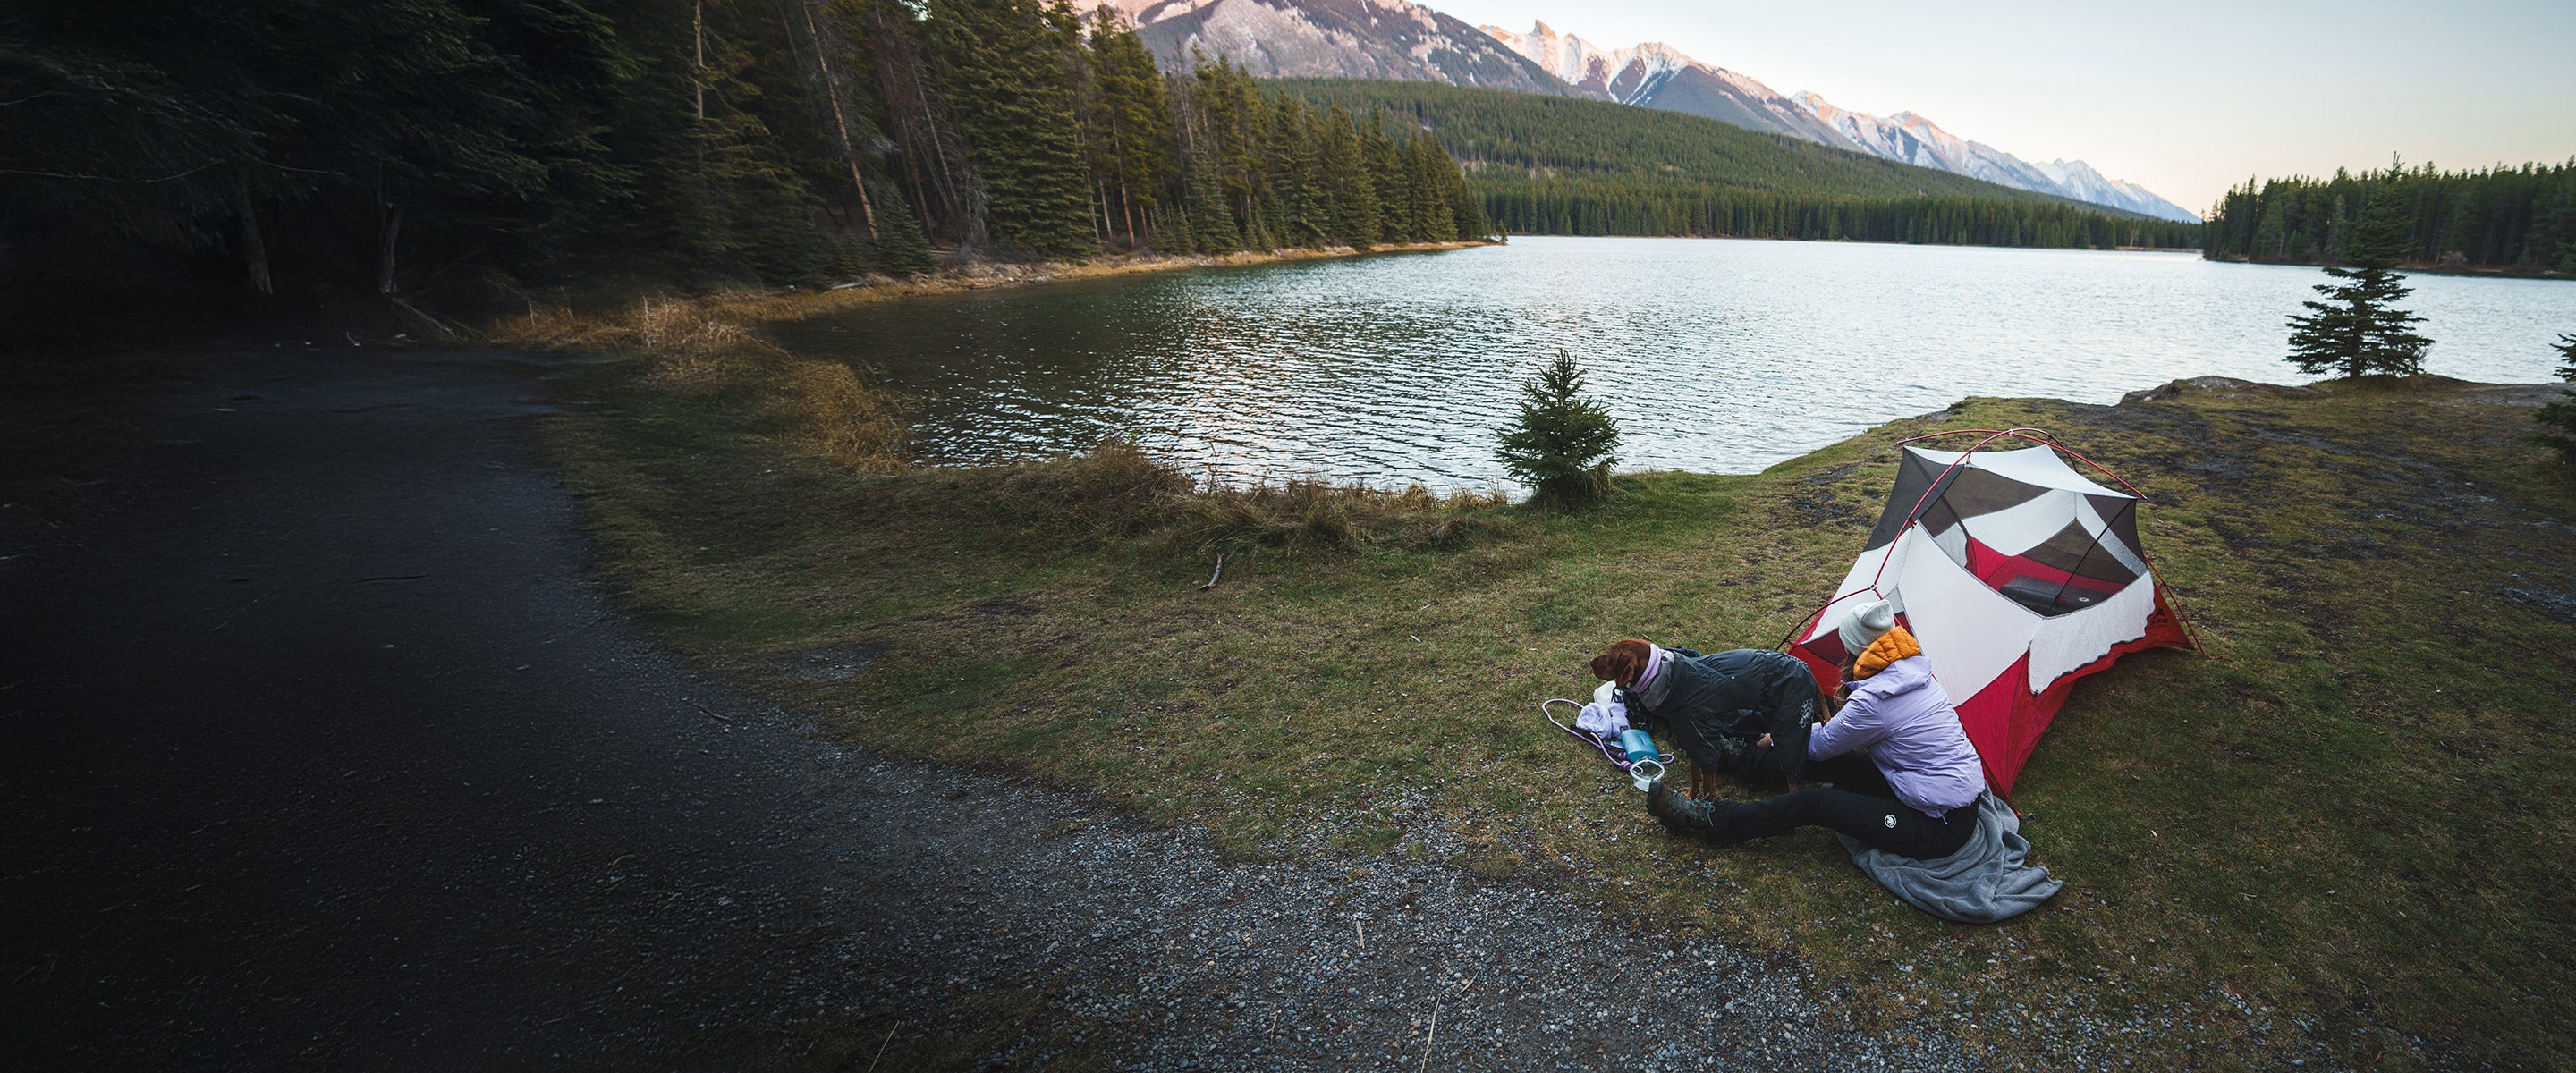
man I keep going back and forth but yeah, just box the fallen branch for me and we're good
[1197,553,1224,591]
[1419,1000,1438,1072]
[864,1019,899,1073]
[692,702,732,724]
[386,294,468,342]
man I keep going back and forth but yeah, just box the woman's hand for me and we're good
[1755,733,1774,748]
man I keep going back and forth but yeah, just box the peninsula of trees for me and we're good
[1,0,1484,322]
[1272,80,2203,249]
[2202,159,2576,274]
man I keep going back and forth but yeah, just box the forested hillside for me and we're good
[0,1,1480,327]
[1272,79,2203,249]
[2202,159,2576,274]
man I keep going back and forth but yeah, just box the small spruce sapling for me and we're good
[1496,353,1622,507]
[2286,190,2431,378]
[867,178,936,276]
[2538,333,2576,464]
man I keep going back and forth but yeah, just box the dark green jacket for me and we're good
[1617,647,1821,782]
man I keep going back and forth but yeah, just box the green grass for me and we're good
[551,362,2576,1071]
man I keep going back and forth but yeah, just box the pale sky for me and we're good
[1429,0,2576,215]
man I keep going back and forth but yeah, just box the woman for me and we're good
[1637,600,1986,860]
[1588,636,1823,790]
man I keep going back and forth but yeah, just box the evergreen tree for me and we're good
[1316,105,1377,248]
[1496,353,1623,508]
[2286,190,2431,378]
[1183,152,1237,253]
[1360,114,1408,245]
[1406,132,1458,242]
[1267,99,1327,246]
[865,176,936,274]
[2538,333,2576,464]
[1447,156,1489,241]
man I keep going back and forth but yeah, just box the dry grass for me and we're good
[1171,477,1508,553]
[864,436,1511,557]
[492,296,905,473]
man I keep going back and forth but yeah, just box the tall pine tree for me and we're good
[2286,189,2431,378]
[1316,105,1377,249]
[1079,11,1170,249]
[2538,332,2576,464]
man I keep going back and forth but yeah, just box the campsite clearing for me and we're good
[555,364,2574,1071]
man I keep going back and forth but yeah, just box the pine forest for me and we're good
[0,0,1485,317]
[1270,79,2204,250]
[2201,158,2576,273]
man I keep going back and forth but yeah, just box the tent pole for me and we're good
[1896,427,2154,502]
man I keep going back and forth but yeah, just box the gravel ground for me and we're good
[806,749,1980,1072]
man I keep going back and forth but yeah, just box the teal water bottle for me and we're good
[1617,728,1657,765]
[1617,728,1664,790]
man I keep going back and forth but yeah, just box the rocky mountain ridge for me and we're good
[1074,0,1568,96]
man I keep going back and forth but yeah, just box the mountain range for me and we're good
[1077,0,2200,223]
[1480,21,2200,223]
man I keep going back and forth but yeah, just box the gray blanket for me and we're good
[1837,792,2061,923]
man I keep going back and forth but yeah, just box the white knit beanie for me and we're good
[1837,599,1897,655]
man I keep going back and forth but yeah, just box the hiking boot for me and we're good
[1645,778,1715,834]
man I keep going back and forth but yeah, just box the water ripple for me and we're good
[767,237,2576,491]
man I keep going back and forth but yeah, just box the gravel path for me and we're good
[2,347,1977,1070]
[818,753,1977,1072]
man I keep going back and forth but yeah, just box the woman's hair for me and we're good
[1589,638,1655,687]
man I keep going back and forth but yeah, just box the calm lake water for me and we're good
[769,237,2576,490]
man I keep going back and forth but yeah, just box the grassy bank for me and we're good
[546,308,2574,1069]
[497,241,1492,340]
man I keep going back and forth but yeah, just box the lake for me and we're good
[768,237,2576,490]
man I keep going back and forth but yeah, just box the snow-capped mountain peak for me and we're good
[1479,21,1855,148]
[1789,91,2199,222]
[1069,0,1570,97]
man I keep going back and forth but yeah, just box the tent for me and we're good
[1788,429,2197,798]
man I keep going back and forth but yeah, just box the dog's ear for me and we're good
[1587,649,1629,684]
[1589,639,1652,686]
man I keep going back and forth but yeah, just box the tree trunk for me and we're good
[1119,177,1136,248]
[377,202,404,297]
[795,0,875,241]
[234,180,272,297]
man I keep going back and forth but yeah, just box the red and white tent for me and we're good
[1789,430,2196,798]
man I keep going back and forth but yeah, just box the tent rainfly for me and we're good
[1789,430,2196,798]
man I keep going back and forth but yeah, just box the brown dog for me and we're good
[1590,639,1722,799]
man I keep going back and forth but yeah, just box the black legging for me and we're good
[1711,754,1979,859]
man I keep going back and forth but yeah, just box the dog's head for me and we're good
[1589,638,1655,688]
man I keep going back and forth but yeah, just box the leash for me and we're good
[1540,698,1673,790]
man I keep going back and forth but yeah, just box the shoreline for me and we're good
[2205,252,2572,280]
[712,240,1498,325]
